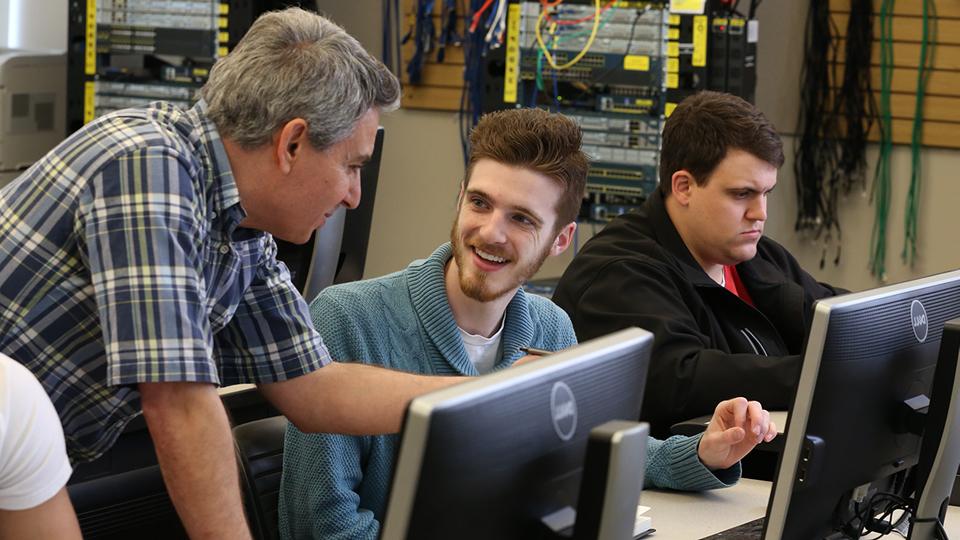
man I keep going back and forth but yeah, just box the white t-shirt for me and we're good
[458,318,505,375]
[0,355,73,510]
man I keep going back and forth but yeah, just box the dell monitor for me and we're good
[911,317,960,538]
[764,269,960,540]
[380,328,654,540]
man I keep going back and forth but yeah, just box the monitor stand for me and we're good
[910,319,960,539]
[540,420,650,540]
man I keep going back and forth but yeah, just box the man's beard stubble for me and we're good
[449,220,552,302]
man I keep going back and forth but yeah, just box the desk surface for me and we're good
[218,383,256,396]
[642,479,960,539]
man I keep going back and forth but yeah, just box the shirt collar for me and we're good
[187,100,247,232]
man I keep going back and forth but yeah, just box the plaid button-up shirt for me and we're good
[0,101,330,463]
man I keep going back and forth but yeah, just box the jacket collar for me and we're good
[644,190,794,291]
[405,243,535,375]
[644,190,717,288]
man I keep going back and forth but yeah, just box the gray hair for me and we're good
[200,7,400,149]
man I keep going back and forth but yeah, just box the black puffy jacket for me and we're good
[553,190,844,437]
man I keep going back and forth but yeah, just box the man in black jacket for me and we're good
[553,91,843,437]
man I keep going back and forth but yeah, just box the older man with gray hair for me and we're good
[0,8,459,539]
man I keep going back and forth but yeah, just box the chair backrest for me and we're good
[67,388,279,539]
[234,415,288,540]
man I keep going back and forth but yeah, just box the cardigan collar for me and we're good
[405,243,536,375]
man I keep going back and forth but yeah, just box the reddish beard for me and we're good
[449,220,551,302]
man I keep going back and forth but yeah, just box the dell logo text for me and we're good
[911,300,929,343]
[550,381,577,441]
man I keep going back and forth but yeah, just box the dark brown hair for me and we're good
[466,108,588,226]
[659,91,783,195]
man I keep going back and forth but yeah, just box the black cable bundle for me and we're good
[437,0,462,63]
[406,0,437,85]
[840,491,914,538]
[795,0,875,268]
[794,0,840,243]
[836,0,876,194]
[459,0,489,164]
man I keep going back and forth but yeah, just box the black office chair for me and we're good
[234,415,289,540]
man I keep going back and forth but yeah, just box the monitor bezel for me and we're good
[910,317,960,537]
[380,327,654,539]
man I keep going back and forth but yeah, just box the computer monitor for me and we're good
[380,328,654,540]
[911,317,960,538]
[275,126,384,301]
[764,269,960,540]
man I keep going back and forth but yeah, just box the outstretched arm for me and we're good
[259,362,463,435]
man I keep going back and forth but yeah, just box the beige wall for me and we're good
[750,1,960,292]
[368,109,464,275]
[322,1,960,292]
[766,141,960,292]
[317,2,463,276]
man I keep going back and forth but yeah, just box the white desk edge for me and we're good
[642,478,960,539]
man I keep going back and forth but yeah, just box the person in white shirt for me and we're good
[0,355,81,539]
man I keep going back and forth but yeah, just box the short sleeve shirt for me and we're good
[0,101,330,464]
[0,355,73,510]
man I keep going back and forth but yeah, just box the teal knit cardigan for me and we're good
[278,244,738,540]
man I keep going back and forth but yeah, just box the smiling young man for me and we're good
[279,108,779,540]
[553,91,844,437]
